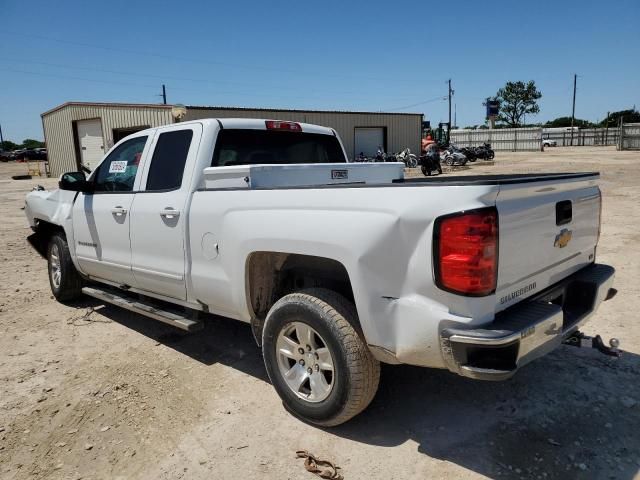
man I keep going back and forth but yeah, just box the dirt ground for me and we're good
[1,147,639,480]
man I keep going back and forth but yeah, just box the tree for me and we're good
[0,140,19,151]
[21,139,45,149]
[545,116,594,128]
[600,109,640,127]
[492,81,542,127]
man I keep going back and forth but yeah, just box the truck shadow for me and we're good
[85,301,639,479]
[81,301,269,382]
[332,349,640,479]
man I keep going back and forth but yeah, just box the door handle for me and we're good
[111,206,127,216]
[160,208,181,219]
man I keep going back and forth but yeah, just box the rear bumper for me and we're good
[440,263,615,380]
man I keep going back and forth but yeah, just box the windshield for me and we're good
[212,129,346,167]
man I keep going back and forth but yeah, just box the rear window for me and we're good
[211,129,345,167]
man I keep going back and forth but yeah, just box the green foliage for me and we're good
[0,140,19,151]
[600,109,640,126]
[544,117,594,128]
[492,81,542,127]
[21,139,45,149]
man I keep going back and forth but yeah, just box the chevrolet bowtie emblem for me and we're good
[554,228,573,248]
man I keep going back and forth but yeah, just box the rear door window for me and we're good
[212,129,346,167]
[145,129,194,191]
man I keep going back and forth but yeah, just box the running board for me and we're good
[82,286,203,332]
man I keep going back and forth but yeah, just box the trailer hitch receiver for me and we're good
[563,331,620,357]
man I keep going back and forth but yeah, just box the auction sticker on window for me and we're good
[109,161,128,173]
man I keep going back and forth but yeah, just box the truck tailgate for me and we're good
[495,174,600,311]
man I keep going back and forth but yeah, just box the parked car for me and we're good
[543,139,558,147]
[10,149,26,160]
[24,118,616,426]
[0,150,11,162]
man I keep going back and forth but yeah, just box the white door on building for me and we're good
[354,127,385,158]
[77,119,104,171]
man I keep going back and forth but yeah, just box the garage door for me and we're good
[354,127,385,158]
[77,119,104,171]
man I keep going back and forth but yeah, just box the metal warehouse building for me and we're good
[42,102,423,177]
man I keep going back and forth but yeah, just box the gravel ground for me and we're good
[1,147,639,480]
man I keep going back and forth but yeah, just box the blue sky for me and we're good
[1,0,639,141]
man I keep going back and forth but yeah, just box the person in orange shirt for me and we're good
[421,134,435,153]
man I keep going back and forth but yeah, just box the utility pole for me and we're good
[447,79,452,129]
[162,84,167,105]
[0,122,4,145]
[570,74,577,146]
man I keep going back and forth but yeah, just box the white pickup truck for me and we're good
[25,118,617,426]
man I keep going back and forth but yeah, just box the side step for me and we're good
[82,286,203,332]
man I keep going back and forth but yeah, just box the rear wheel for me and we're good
[262,288,380,426]
[47,234,83,301]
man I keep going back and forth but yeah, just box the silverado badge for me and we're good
[554,228,573,248]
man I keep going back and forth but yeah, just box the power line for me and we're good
[1,68,429,111]
[0,31,427,85]
[0,68,159,89]
[386,95,448,111]
[0,56,365,96]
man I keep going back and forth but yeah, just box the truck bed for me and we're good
[199,171,599,191]
[397,172,599,186]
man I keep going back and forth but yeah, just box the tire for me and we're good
[421,165,431,176]
[47,234,83,302]
[262,288,380,426]
[445,155,454,166]
[488,151,495,160]
[408,155,418,168]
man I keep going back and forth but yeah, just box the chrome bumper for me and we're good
[440,263,616,381]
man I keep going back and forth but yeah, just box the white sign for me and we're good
[108,161,128,173]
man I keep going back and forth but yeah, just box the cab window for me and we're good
[92,136,147,192]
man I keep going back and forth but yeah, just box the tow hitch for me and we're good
[563,331,621,357]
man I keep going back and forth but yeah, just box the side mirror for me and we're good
[59,171,93,192]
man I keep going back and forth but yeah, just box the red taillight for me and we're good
[265,120,302,132]
[434,208,498,296]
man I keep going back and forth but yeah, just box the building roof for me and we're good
[41,101,173,117]
[185,105,422,116]
[41,101,422,118]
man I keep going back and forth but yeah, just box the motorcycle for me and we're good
[460,146,477,162]
[474,142,495,160]
[442,145,468,166]
[396,148,418,168]
[419,150,442,176]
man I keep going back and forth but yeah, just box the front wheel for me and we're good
[421,165,431,176]
[262,288,380,426]
[47,234,83,301]
[488,151,495,160]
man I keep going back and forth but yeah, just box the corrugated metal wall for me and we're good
[42,104,173,177]
[620,123,640,150]
[185,108,422,160]
[543,128,620,146]
[450,127,542,151]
